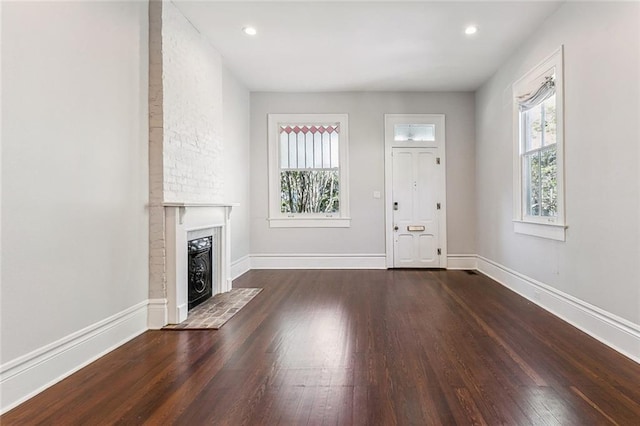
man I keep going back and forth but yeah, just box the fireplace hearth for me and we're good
[188,236,213,310]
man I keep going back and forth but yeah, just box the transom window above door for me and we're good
[393,124,435,142]
[267,114,350,228]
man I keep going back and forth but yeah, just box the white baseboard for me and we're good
[231,255,251,280]
[247,254,474,271]
[177,303,188,323]
[446,254,478,270]
[0,301,148,415]
[147,298,168,329]
[250,253,387,269]
[477,255,640,363]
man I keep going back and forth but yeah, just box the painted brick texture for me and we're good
[148,0,227,302]
[148,0,165,300]
[162,0,223,203]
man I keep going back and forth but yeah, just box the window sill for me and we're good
[513,220,566,241]
[269,217,351,228]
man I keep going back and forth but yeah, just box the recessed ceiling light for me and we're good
[465,25,478,36]
[242,26,257,36]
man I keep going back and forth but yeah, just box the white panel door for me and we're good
[392,147,439,267]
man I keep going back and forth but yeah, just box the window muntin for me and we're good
[267,114,350,228]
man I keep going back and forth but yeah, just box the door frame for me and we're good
[384,114,447,268]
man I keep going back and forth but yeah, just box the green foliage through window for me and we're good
[525,148,557,216]
[522,95,557,218]
[281,170,339,213]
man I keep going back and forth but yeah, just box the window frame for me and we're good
[512,46,566,241]
[267,113,350,228]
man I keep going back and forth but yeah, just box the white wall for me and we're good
[1,0,149,410]
[222,67,251,262]
[476,2,639,325]
[250,92,476,258]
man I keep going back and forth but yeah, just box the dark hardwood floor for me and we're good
[3,269,640,425]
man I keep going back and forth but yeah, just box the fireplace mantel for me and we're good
[163,202,237,324]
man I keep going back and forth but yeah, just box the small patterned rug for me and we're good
[163,288,262,330]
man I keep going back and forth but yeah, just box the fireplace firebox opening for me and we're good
[188,236,213,310]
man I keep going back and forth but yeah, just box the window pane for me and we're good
[543,94,557,146]
[280,123,339,170]
[524,106,543,151]
[288,132,297,168]
[305,132,314,169]
[280,132,289,168]
[394,124,435,141]
[540,147,557,217]
[330,131,339,168]
[297,132,305,168]
[525,152,541,216]
[280,170,340,213]
[322,132,330,168]
[313,132,323,168]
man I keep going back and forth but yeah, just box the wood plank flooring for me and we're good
[3,269,640,425]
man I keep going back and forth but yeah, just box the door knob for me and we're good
[394,226,399,231]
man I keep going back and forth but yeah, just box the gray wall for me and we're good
[250,92,476,256]
[222,67,251,262]
[475,2,640,324]
[1,1,149,361]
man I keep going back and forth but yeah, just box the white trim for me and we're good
[163,202,238,208]
[513,220,566,241]
[0,301,148,414]
[268,217,351,228]
[512,46,566,237]
[177,303,188,323]
[231,255,251,280]
[250,253,386,270]
[446,254,478,270]
[164,205,233,324]
[477,256,640,364]
[384,114,447,268]
[267,113,350,227]
[147,298,168,329]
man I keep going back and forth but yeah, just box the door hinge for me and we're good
[437,248,441,255]
[436,157,441,165]
[436,202,441,210]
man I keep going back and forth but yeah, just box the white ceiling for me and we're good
[174,1,563,92]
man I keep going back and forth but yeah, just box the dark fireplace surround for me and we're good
[188,236,213,310]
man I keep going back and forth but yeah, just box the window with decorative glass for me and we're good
[267,114,350,227]
[513,47,566,240]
